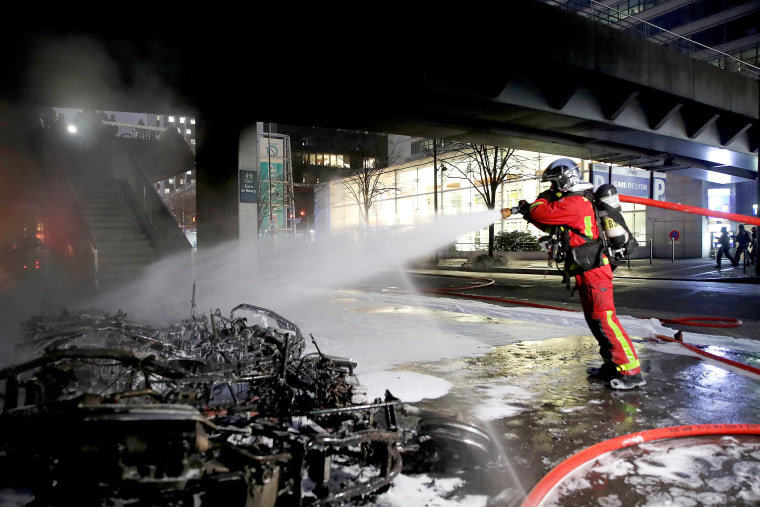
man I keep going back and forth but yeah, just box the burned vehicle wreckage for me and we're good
[0,298,497,506]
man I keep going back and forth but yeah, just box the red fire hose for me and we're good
[619,194,760,227]
[520,423,760,507]
[658,316,742,328]
[652,331,760,376]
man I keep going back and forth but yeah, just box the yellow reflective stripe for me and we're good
[617,359,641,372]
[605,310,640,371]
[584,215,594,237]
[530,202,543,212]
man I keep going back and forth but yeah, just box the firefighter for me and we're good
[517,158,645,390]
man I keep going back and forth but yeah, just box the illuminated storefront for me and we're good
[324,150,656,252]
[321,144,755,259]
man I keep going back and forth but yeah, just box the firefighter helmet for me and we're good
[541,158,584,192]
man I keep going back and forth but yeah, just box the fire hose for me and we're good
[618,195,760,228]
[519,423,760,507]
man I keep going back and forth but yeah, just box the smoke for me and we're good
[21,32,182,116]
[82,210,504,325]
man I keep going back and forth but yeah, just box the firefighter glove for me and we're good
[517,200,531,217]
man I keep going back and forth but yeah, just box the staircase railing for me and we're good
[111,139,192,256]
[40,131,99,291]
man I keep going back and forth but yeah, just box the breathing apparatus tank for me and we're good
[595,184,628,251]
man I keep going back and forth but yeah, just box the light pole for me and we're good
[433,139,447,215]
[438,163,447,214]
[433,140,438,215]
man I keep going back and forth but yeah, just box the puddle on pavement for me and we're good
[390,335,602,393]
[466,335,600,379]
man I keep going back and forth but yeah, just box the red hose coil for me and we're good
[521,424,760,507]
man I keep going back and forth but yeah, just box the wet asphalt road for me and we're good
[356,270,760,506]
[395,335,760,505]
[404,269,760,340]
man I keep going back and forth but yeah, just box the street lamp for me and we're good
[432,139,447,215]
[438,163,447,214]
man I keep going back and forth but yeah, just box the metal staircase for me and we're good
[80,174,156,289]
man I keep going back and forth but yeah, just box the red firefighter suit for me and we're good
[526,192,642,377]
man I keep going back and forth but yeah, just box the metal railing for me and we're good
[102,121,167,140]
[542,0,760,79]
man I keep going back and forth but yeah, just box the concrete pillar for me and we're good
[195,111,240,249]
[239,124,260,249]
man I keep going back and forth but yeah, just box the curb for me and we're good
[429,265,760,283]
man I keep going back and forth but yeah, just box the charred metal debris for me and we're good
[0,299,498,506]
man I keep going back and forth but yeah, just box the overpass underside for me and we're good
[388,62,758,183]
[349,3,760,184]
[2,3,757,184]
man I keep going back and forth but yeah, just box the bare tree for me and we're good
[341,162,396,229]
[338,137,406,230]
[442,143,528,256]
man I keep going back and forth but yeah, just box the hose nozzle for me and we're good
[501,207,518,219]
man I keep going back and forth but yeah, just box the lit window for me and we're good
[190,119,196,125]
[707,188,730,213]
[168,116,175,123]
[169,178,174,184]
[186,129,191,135]
[180,117,186,124]
[164,188,171,195]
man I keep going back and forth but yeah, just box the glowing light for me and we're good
[706,172,732,184]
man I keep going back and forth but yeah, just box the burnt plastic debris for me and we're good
[0,301,497,506]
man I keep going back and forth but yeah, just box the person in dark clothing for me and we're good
[517,158,645,390]
[716,226,736,269]
[734,224,751,266]
[752,227,757,266]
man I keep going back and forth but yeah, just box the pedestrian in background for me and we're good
[734,224,751,266]
[716,226,737,269]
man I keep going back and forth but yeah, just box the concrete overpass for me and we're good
[2,2,758,244]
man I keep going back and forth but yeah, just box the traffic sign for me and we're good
[669,230,680,241]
